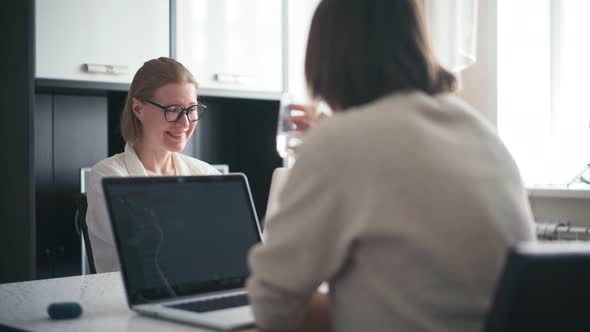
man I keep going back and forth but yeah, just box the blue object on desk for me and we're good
[47,302,83,320]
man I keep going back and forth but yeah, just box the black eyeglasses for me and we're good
[145,100,207,122]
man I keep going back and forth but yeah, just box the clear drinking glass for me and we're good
[276,93,304,168]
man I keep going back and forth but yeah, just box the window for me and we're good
[498,0,590,187]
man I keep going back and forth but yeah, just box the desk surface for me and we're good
[0,272,256,332]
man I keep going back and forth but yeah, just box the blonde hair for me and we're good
[120,57,198,144]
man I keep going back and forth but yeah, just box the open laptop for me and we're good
[102,174,262,331]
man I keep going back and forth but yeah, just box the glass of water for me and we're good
[276,93,304,168]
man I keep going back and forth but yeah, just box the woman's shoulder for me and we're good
[338,91,488,133]
[91,152,128,178]
[299,91,487,159]
[86,152,129,194]
[176,153,221,175]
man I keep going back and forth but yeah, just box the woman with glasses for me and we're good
[86,57,219,273]
[246,1,536,331]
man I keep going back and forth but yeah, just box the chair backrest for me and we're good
[80,167,92,194]
[211,164,230,174]
[74,192,96,274]
[76,167,96,275]
[483,242,590,332]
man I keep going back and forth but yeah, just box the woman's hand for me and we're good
[287,103,328,132]
[256,292,331,332]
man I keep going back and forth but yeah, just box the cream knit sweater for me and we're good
[247,91,536,332]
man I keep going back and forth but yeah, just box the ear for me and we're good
[131,98,144,120]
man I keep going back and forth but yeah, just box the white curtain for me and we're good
[423,0,479,73]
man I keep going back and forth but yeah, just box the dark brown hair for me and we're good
[305,0,457,110]
[121,57,198,144]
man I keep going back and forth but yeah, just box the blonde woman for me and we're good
[87,57,219,273]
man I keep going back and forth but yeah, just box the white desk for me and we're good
[0,272,256,332]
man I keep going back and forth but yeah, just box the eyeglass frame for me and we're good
[144,99,207,122]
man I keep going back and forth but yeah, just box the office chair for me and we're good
[211,164,230,174]
[483,242,590,332]
[74,167,96,274]
[74,192,96,274]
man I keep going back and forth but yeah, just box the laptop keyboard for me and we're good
[167,294,249,313]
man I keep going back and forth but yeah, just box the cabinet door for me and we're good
[34,94,55,272]
[34,94,108,278]
[53,95,108,192]
[195,96,282,219]
[36,0,169,83]
[175,0,284,95]
[52,95,108,272]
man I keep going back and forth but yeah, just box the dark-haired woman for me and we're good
[246,1,536,331]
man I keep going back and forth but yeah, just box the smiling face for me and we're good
[132,82,198,153]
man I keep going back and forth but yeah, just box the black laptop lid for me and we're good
[102,174,262,305]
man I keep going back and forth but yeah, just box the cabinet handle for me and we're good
[213,73,253,85]
[83,63,129,75]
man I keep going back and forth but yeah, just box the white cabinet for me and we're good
[36,0,169,84]
[175,0,284,98]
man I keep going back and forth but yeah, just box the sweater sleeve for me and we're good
[246,138,358,331]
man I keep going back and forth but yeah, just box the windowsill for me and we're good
[527,184,590,199]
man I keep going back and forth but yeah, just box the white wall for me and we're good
[458,0,497,124]
[458,0,590,226]
[287,0,321,102]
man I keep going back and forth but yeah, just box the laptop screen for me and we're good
[102,174,262,305]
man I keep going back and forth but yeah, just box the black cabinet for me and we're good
[34,93,108,278]
[196,96,282,220]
